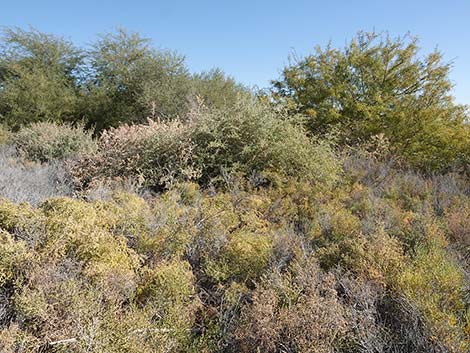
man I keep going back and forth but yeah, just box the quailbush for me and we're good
[70,119,199,191]
[71,97,341,191]
[13,121,97,163]
[0,125,12,145]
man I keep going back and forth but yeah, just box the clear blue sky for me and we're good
[1,0,469,104]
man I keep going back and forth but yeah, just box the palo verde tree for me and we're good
[272,31,470,171]
[0,27,84,129]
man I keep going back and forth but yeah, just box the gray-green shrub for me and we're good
[190,96,340,187]
[71,97,340,191]
[13,121,96,163]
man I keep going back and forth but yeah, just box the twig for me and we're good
[47,337,78,346]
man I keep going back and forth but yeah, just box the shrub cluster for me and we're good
[1,156,470,351]
[71,98,340,191]
[1,26,470,353]
[13,121,96,163]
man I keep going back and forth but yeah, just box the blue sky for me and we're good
[1,0,469,104]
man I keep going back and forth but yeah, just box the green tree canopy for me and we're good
[0,27,83,129]
[82,28,192,131]
[190,68,249,109]
[271,31,470,171]
[0,27,253,133]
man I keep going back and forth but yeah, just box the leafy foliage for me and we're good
[82,28,192,131]
[13,121,96,162]
[0,27,253,133]
[191,68,249,109]
[272,31,470,171]
[71,97,340,191]
[1,26,470,353]
[190,96,340,187]
[0,27,83,129]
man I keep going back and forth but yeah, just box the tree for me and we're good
[83,29,192,131]
[190,68,250,110]
[0,27,84,129]
[271,31,470,171]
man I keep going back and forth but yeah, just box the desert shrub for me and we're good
[342,147,399,202]
[317,228,405,283]
[235,260,352,353]
[190,190,276,286]
[0,324,38,353]
[445,201,470,248]
[205,230,273,284]
[431,173,470,216]
[136,259,195,305]
[0,145,72,205]
[317,205,361,242]
[13,261,102,338]
[132,260,199,350]
[13,121,96,163]
[0,125,11,145]
[0,198,42,235]
[190,97,340,188]
[394,234,470,351]
[134,188,199,264]
[375,293,451,353]
[39,198,141,280]
[72,97,340,192]
[0,230,30,288]
[70,119,199,191]
[384,172,433,212]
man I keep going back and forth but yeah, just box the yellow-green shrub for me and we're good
[0,199,41,233]
[135,259,198,350]
[136,259,196,308]
[39,198,140,281]
[395,235,469,351]
[0,230,30,287]
[205,230,273,284]
[317,229,405,282]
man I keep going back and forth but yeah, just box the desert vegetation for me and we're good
[0,28,469,352]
